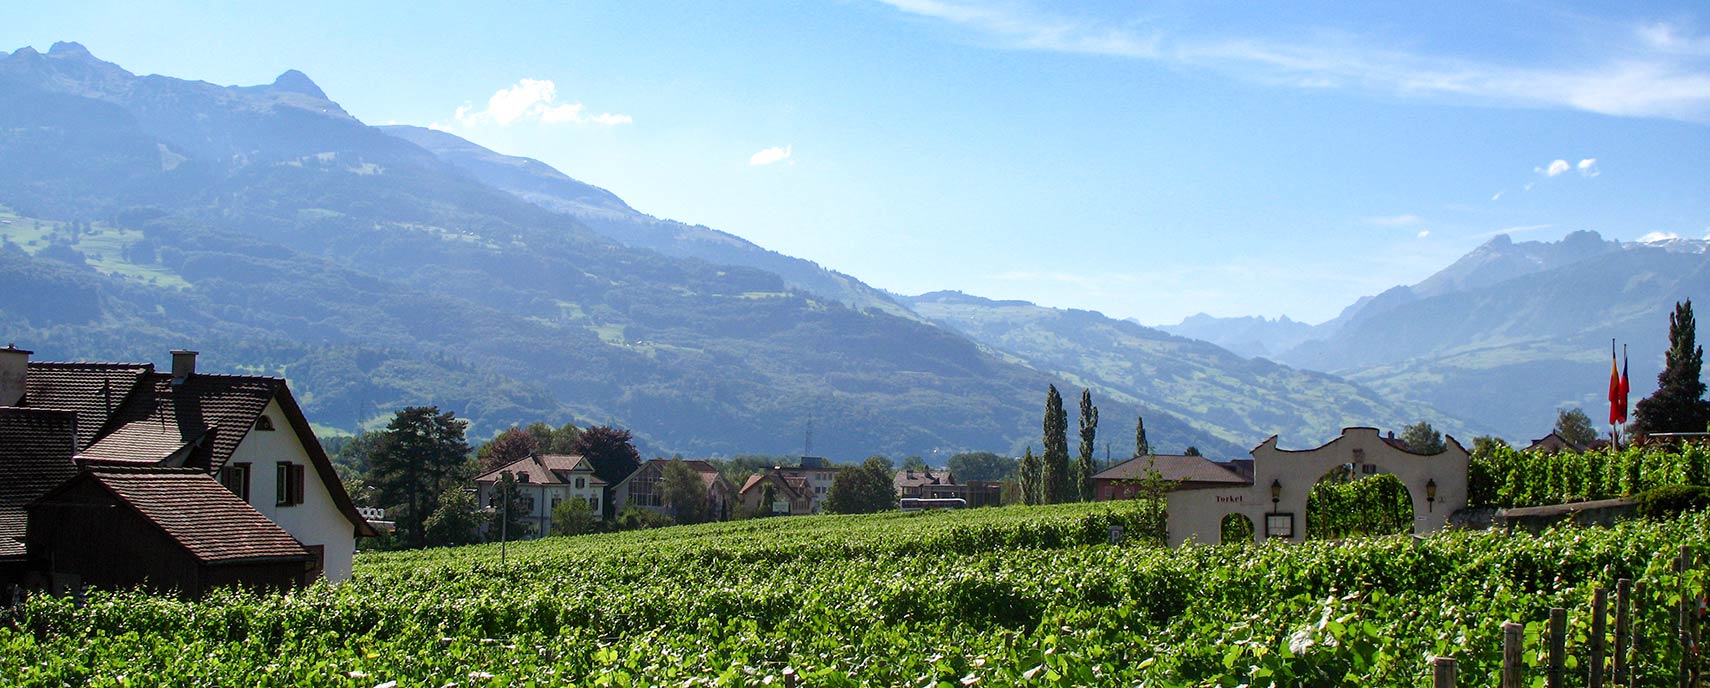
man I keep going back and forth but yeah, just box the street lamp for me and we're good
[500,470,511,567]
[1270,479,1281,511]
[1426,478,1438,512]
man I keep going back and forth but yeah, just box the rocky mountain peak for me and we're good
[270,69,327,99]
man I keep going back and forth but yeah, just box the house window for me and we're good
[220,462,252,502]
[276,462,305,506]
[575,477,585,489]
[629,471,661,507]
[254,415,275,431]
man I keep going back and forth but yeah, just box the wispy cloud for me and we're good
[749,145,794,166]
[876,1,1710,123]
[1367,214,1423,227]
[1417,230,1431,239]
[453,79,631,128]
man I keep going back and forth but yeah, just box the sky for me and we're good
[6,1,1710,324]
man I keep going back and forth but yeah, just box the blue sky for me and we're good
[6,1,1710,324]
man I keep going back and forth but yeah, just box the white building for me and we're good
[474,453,607,537]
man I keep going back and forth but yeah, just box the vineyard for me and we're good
[3,499,1707,686]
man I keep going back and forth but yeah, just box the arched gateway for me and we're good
[1165,427,1469,546]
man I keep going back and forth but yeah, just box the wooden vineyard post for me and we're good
[1678,546,1695,688]
[1432,656,1457,688]
[1549,607,1567,688]
[1592,587,1608,688]
[1504,621,1525,688]
[1617,579,1632,687]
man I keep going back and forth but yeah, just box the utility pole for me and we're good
[500,471,509,567]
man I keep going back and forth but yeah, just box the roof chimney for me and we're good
[170,349,197,385]
[0,344,30,406]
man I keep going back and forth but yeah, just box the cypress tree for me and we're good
[1076,389,1098,501]
[1041,385,1070,503]
[1633,300,1710,435]
[1133,413,1150,458]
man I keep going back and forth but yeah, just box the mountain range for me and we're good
[0,42,1492,459]
[1164,231,1710,439]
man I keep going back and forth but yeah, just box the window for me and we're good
[220,462,251,502]
[253,415,275,431]
[1265,513,1295,538]
[276,462,305,506]
[629,471,661,507]
[575,477,585,489]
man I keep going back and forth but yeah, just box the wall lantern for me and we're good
[1426,478,1438,512]
[1270,479,1281,510]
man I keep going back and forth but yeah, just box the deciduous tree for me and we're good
[1133,413,1150,458]
[1076,389,1098,502]
[661,458,710,524]
[1018,446,1042,506]
[1399,421,1445,454]
[476,426,539,473]
[826,457,899,514]
[1553,407,1596,448]
[946,451,1015,482]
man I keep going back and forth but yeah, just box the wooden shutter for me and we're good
[290,464,306,506]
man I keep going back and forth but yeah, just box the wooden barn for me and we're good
[27,465,310,598]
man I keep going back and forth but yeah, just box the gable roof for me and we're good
[22,362,152,449]
[19,357,376,538]
[894,469,955,489]
[35,466,309,564]
[739,471,811,501]
[0,407,80,560]
[1093,454,1250,485]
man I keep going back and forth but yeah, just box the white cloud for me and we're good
[1367,214,1423,227]
[877,2,1710,123]
[1537,159,1572,177]
[1578,158,1600,177]
[1638,231,1681,243]
[1417,230,1431,239]
[749,145,793,166]
[1491,190,1504,201]
[453,78,630,128]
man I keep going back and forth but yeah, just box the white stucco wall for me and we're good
[1166,427,1469,547]
[229,398,358,582]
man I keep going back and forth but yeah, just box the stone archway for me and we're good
[1304,465,1414,540]
[1219,513,1255,545]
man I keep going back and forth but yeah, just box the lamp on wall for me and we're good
[1270,479,1281,510]
[1426,478,1438,512]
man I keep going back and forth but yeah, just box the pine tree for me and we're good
[366,406,474,548]
[1041,385,1070,503]
[1133,413,1150,458]
[1019,446,1042,505]
[1076,389,1098,501]
[1633,300,1710,435]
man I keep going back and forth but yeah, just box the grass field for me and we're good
[2,501,1705,686]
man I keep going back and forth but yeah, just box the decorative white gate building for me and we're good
[1165,427,1469,546]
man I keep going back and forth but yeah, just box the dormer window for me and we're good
[254,415,275,431]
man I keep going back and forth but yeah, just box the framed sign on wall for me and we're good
[1265,513,1294,538]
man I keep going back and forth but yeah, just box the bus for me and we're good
[899,497,967,512]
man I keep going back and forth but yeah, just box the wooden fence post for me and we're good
[1592,586,1608,688]
[1678,547,1694,688]
[1617,578,1632,687]
[1549,607,1567,688]
[1504,621,1525,688]
[1433,656,1457,688]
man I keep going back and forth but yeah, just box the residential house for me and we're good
[610,459,736,522]
[766,457,841,513]
[474,453,606,538]
[737,470,814,516]
[894,469,960,499]
[1092,454,1251,501]
[0,346,375,591]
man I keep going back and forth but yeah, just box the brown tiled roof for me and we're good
[52,465,309,564]
[1093,455,1249,484]
[79,421,203,464]
[0,407,80,559]
[539,454,607,484]
[894,470,955,489]
[739,471,810,501]
[23,362,152,449]
[91,372,279,471]
[476,454,564,485]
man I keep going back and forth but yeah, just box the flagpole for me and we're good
[1611,338,1619,448]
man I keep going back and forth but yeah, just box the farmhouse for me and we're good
[609,458,735,521]
[474,453,608,538]
[0,346,375,593]
[1164,427,1468,547]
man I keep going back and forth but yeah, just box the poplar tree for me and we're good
[1076,389,1098,501]
[1019,447,1042,505]
[1633,300,1710,435]
[1133,413,1151,458]
[1041,385,1070,503]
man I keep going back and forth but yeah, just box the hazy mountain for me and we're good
[379,124,917,320]
[0,42,1247,459]
[1277,232,1710,439]
[1156,313,1318,359]
[901,291,1473,452]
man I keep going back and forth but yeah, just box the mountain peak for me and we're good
[47,41,93,58]
[271,69,327,99]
